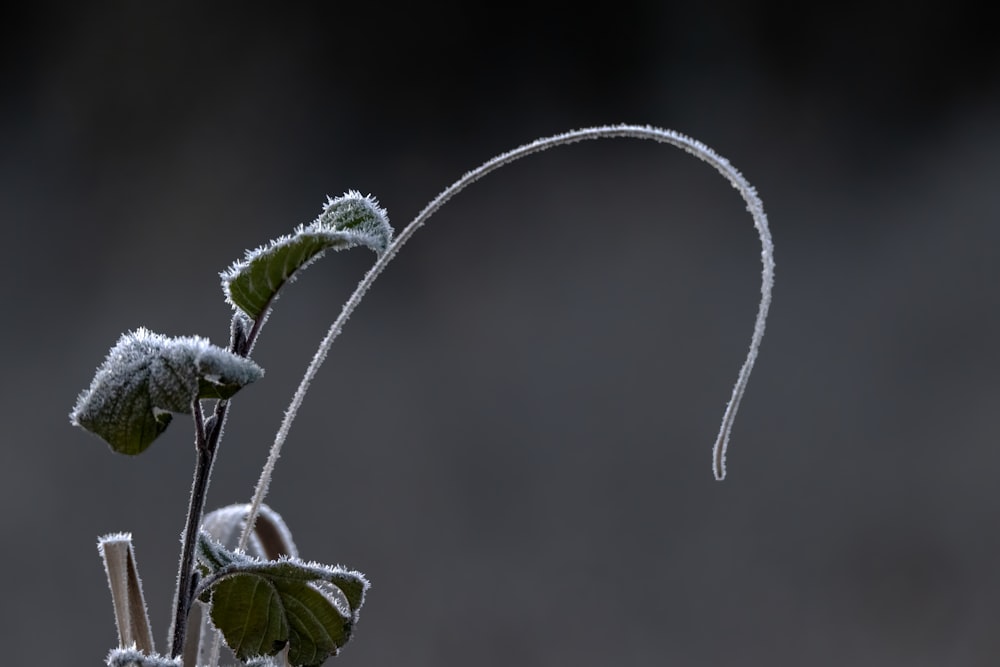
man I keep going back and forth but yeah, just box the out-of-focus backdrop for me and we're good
[2,3,998,665]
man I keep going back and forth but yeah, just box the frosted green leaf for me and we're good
[70,328,264,455]
[196,533,368,666]
[221,191,393,321]
[196,528,240,573]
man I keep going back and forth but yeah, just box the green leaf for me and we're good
[210,574,290,659]
[206,567,365,666]
[197,534,369,666]
[70,328,263,455]
[221,191,393,321]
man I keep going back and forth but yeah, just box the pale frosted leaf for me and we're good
[70,328,263,454]
[105,646,181,667]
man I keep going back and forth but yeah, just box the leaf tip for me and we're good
[317,191,394,254]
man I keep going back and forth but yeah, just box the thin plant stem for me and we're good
[236,124,774,563]
[168,316,265,660]
[168,399,210,658]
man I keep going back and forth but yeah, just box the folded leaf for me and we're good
[221,192,393,321]
[71,328,264,454]
[98,533,156,655]
[201,502,299,560]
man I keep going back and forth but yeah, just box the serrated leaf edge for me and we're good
[195,534,368,619]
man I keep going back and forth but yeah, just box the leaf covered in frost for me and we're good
[106,646,181,667]
[196,532,369,666]
[201,502,298,560]
[244,657,284,667]
[221,191,393,321]
[70,328,263,455]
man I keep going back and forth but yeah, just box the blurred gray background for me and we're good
[2,2,999,665]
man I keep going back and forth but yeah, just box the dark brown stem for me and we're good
[168,399,216,657]
[168,313,263,659]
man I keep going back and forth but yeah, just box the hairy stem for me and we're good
[236,124,774,559]
[168,315,264,659]
[168,399,211,658]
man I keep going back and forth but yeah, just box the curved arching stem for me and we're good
[238,124,774,551]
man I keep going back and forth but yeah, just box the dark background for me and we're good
[3,2,999,665]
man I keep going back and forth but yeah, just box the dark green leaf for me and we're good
[211,574,290,659]
[221,192,393,321]
[197,536,368,666]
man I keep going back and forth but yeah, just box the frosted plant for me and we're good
[71,124,775,666]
